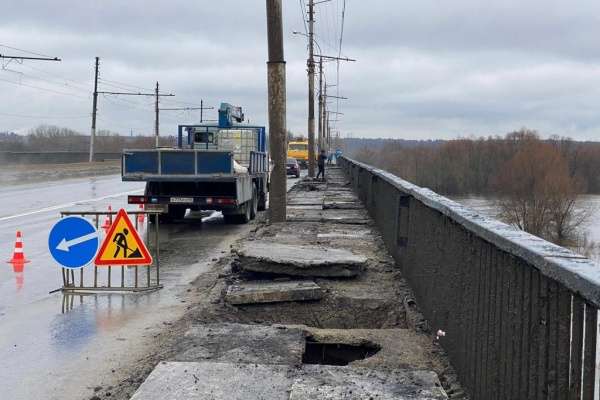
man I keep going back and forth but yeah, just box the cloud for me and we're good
[1,1,600,140]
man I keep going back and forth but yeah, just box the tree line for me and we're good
[0,125,175,153]
[351,129,600,195]
[351,129,600,246]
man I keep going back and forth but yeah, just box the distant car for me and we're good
[286,158,300,178]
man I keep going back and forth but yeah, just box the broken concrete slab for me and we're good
[317,231,371,239]
[236,241,367,277]
[291,365,448,399]
[287,208,370,225]
[226,280,323,305]
[173,323,305,365]
[131,362,448,400]
[130,362,295,400]
[287,205,323,210]
[323,201,363,210]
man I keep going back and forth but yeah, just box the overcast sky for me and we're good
[2,0,600,140]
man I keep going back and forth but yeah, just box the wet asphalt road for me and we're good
[0,173,302,399]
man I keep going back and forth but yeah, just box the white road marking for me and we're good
[0,189,143,222]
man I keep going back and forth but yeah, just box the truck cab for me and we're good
[287,140,309,168]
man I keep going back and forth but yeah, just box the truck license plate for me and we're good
[170,197,194,204]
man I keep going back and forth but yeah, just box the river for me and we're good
[451,195,600,265]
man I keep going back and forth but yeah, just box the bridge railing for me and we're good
[339,156,600,400]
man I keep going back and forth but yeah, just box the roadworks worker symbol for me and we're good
[95,209,153,266]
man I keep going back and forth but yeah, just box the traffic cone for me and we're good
[7,231,30,264]
[137,204,145,223]
[102,205,113,231]
[12,262,24,291]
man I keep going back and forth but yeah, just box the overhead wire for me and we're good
[0,76,90,100]
[0,112,89,119]
[0,68,90,95]
[0,44,55,58]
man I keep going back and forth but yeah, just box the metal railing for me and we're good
[339,156,600,400]
[55,210,162,294]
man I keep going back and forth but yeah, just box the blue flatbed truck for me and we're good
[122,103,269,224]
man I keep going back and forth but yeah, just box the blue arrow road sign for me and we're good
[48,216,99,269]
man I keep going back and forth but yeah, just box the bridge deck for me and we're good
[130,167,454,399]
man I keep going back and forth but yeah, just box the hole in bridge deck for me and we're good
[302,337,381,366]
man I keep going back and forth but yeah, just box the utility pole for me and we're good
[317,56,323,152]
[155,82,160,147]
[266,0,287,223]
[89,57,99,162]
[307,0,316,177]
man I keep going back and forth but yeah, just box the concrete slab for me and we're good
[131,362,447,400]
[317,230,371,239]
[323,201,363,210]
[236,241,366,277]
[226,280,323,305]
[287,205,323,210]
[291,366,448,399]
[130,362,295,400]
[287,208,370,225]
[173,323,305,365]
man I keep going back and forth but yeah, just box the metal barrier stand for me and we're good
[57,210,163,294]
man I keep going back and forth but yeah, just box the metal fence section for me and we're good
[56,210,162,294]
[338,156,600,400]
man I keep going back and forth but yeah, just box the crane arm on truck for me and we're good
[218,103,244,128]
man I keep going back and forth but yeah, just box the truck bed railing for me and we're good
[122,149,234,181]
[249,151,268,174]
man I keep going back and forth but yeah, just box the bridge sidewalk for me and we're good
[130,167,461,399]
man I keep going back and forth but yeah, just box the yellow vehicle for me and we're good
[287,140,309,167]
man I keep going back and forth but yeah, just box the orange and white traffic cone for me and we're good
[12,262,24,291]
[137,204,145,224]
[7,231,30,264]
[102,205,113,232]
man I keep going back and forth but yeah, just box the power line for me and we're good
[0,44,55,58]
[17,63,90,91]
[0,112,89,119]
[0,68,90,94]
[97,77,153,92]
[0,76,90,100]
[299,0,309,38]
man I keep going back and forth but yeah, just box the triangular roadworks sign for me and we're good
[95,209,153,266]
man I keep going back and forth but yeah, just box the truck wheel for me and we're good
[239,201,251,224]
[250,186,258,219]
[257,189,267,211]
[168,205,187,221]
[223,213,237,224]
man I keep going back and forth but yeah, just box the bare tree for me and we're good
[493,139,590,244]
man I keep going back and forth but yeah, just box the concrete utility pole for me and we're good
[322,82,327,150]
[89,57,99,163]
[266,0,287,223]
[155,82,160,148]
[317,56,323,152]
[307,0,316,177]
